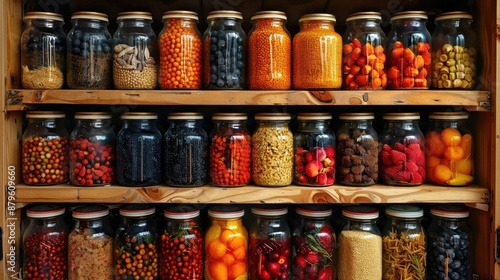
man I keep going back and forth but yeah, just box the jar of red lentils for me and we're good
[248,11,291,90]
[159,11,202,89]
[22,111,69,185]
[293,13,342,89]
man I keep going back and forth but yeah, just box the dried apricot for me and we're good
[441,127,462,147]
[433,164,452,183]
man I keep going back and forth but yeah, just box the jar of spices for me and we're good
[69,112,115,186]
[112,12,157,89]
[114,204,159,280]
[205,206,248,280]
[159,11,202,89]
[386,11,432,89]
[66,11,112,89]
[117,112,162,186]
[293,113,335,186]
[21,12,66,89]
[252,113,293,186]
[22,111,69,185]
[23,204,68,280]
[336,113,379,186]
[160,205,204,280]
[68,205,113,280]
[338,205,382,280]
[427,205,472,280]
[426,112,473,186]
[293,13,342,89]
[342,12,387,90]
[292,206,336,280]
[379,112,425,185]
[163,112,208,187]
[203,10,246,89]
[248,11,291,90]
[210,113,251,187]
[382,205,426,280]
[432,12,478,89]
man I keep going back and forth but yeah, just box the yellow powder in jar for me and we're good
[338,230,383,280]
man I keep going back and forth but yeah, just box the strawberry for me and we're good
[380,150,392,166]
[394,142,406,152]
[394,171,411,182]
[317,226,334,252]
[390,150,406,165]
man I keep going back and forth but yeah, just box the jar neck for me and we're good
[165,18,197,28]
[345,218,377,231]
[437,19,472,28]
[385,120,418,130]
[29,19,64,29]
[436,217,467,229]
[76,119,112,129]
[170,120,201,129]
[29,118,62,129]
[341,119,372,130]
[253,18,286,29]
[123,215,154,226]
[118,19,152,29]
[388,217,422,231]
[297,120,330,131]
[74,217,109,229]
[347,19,381,29]
[72,19,109,30]
[209,18,242,27]
[30,215,65,227]
[392,19,427,28]
[165,218,197,229]
[257,120,289,128]
[123,119,157,129]
[300,20,334,31]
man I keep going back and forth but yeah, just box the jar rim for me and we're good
[251,206,288,216]
[117,11,153,21]
[391,11,428,21]
[121,112,158,120]
[24,12,64,22]
[75,112,112,119]
[164,205,200,219]
[71,11,109,23]
[162,10,199,21]
[299,13,336,23]
[73,205,109,219]
[255,113,291,121]
[429,112,468,120]
[435,11,473,21]
[296,206,332,218]
[383,112,420,120]
[251,11,287,21]
[346,12,382,22]
[119,204,155,217]
[26,111,65,119]
[27,204,65,218]
[212,113,247,121]
[207,10,243,20]
[430,205,469,218]
[168,112,203,120]
[385,205,423,218]
[208,206,244,218]
[297,113,332,121]
[342,205,379,220]
[339,112,375,120]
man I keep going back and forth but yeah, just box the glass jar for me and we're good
[252,113,293,186]
[386,11,432,89]
[382,205,426,280]
[114,204,159,280]
[68,205,113,280]
[159,11,202,89]
[23,204,68,280]
[209,113,251,187]
[160,205,204,280]
[338,205,382,280]
[22,111,69,185]
[249,207,291,280]
[293,113,335,186]
[163,112,208,187]
[117,112,162,186]
[292,206,336,280]
[293,13,342,89]
[205,206,248,280]
[203,10,246,89]
[67,11,112,89]
[425,112,473,186]
[69,112,115,186]
[336,113,379,186]
[342,12,387,90]
[431,12,478,89]
[112,12,157,89]
[248,11,291,90]
[379,112,425,185]
[427,205,472,280]
[21,12,66,89]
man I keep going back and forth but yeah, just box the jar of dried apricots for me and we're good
[205,206,248,280]
[425,112,473,185]
[159,11,202,89]
[342,12,387,90]
[386,11,432,89]
[293,13,342,89]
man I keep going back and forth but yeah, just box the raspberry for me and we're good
[394,142,406,152]
[406,147,424,166]
[393,171,411,182]
[406,161,419,172]
[384,165,402,177]
[407,143,421,151]
[382,144,392,152]
[410,171,423,184]
[390,150,406,165]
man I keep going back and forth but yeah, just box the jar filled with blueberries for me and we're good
[67,11,112,89]
[203,10,246,89]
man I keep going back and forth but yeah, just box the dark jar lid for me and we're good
[430,205,469,218]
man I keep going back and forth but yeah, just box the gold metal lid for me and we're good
[162,10,198,21]
[24,12,64,22]
[71,11,109,22]
[251,11,287,21]
[117,11,153,21]
[346,12,382,22]
[207,10,243,20]
[391,11,428,21]
[121,112,158,120]
[299,13,336,23]
[435,12,473,21]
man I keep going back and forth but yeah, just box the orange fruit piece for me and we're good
[433,164,453,183]
[206,223,222,244]
[454,158,473,175]
[228,236,245,250]
[207,239,227,260]
[228,261,247,280]
[459,134,472,157]
[231,245,247,261]
[441,127,462,147]
[209,260,228,280]
[444,146,465,160]
[220,229,235,245]
[425,131,446,156]
[221,253,236,266]
[426,155,441,169]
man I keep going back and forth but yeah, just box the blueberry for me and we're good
[238,45,243,52]
[210,44,218,52]
[74,30,82,39]
[450,260,461,269]
[450,272,460,280]
[237,61,244,69]
[209,54,215,62]
[237,53,243,60]
[219,65,226,72]
[210,74,217,83]
[446,249,455,259]
[73,39,82,47]
[102,44,111,53]
[72,47,81,54]
[216,79,225,87]
[211,36,217,44]
[218,72,226,80]
[83,33,90,42]
[81,49,89,58]
[217,58,225,65]
[218,40,226,48]
[97,45,103,53]
[81,42,89,50]
[216,51,223,58]
[210,65,217,74]
[233,70,240,78]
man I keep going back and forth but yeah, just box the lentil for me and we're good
[338,230,382,280]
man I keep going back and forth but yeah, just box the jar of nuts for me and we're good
[431,12,478,89]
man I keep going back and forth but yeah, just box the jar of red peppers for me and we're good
[293,113,335,186]
[22,111,69,185]
[160,205,204,280]
[70,112,115,186]
[379,113,425,185]
[23,204,68,280]
[342,12,387,90]
[386,11,431,89]
[210,113,251,187]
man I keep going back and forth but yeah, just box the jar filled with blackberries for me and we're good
[379,112,425,185]
[203,10,246,89]
[427,205,472,280]
[163,112,208,187]
[67,11,112,89]
[23,204,68,280]
[294,113,335,186]
[113,12,157,89]
[69,112,115,186]
[21,12,66,89]
[22,111,69,185]
[117,112,162,186]
[336,113,379,186]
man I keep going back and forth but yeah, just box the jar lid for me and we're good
[346,12,382,22]
[385,205,423,218]
[251,206,288,216]
[207,10,243,20]
[212,113,247,121]
[430,205,469,218]
[251,11,287,21]
[105,203,123,210]
[71,11,109,23]
[342,205,379,220]
[339,112,375,120]
[208,205,244,219]
[24,12,64,22]
[119,204,155,217]
[121,112,158,120]
[391,11,428,21]
[296,205,332,218]
[75,112,112,119]
[297,113,332,121]
[254,113,291,121]
[26,111,65,119]
[428,112,468,120]
[168,112,203,120]
[299,13,336,23]
[383,112,420,120]
[27,204,65,218]
[164,205,200,219]
[117,11,153,21]
[435,12,473,21]
[72,205,109,219]
[162,10,198,20]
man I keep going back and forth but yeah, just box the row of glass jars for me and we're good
[23,203,473,280]
[21,10,478,90]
